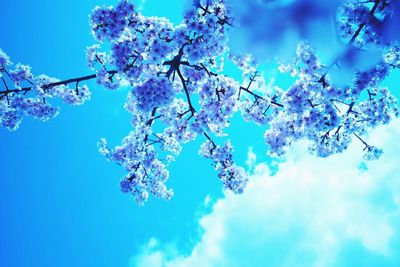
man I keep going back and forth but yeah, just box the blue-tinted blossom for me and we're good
[133,77,175,112]
[10,64,33,86]
[363,146,383,161]
[60,85,91,105]
[0,49,11,68]
[87,0,400,204]
[264,43,398,159]
[90,0,135,41]
[200,140,248,193]
[3,0,400,205]
[0,51,93,130]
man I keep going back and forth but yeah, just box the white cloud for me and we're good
[245,147,257,171]
[203,195,212,207]
[131,119,400,267]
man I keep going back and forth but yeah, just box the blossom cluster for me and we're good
[264,42,398,160]
[90,0,135,41]
[337,0,399,46]
[199,140,247,194]
[89,0,244,204]
[2,0,400,205]
[132,77,175,112]
[0,49,91,131]
[98,121,174,206]
[88,0,399,204]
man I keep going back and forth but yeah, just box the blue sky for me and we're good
[0,0,224,266]
[133,120,400,267]
[1,1,400,267]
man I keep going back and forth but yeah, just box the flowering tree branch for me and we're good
[1,0,399,205]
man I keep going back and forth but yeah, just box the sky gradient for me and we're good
[1,1,400,267]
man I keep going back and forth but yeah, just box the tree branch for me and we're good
[318,0,381,88]
[176,67,196,118]
[0,70,118,100]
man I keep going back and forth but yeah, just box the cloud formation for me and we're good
[132,119,400,267]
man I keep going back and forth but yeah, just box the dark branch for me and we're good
[0,70,118,100]
[176,67,196,118]
[317,0,381,88]
[353,132,370,150]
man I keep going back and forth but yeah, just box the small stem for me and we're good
[176,67,196,117]
[143,108,158,144]
[353,132,370,149]
[239,86,284,108]
[204,132,217,151]
[1,76,10,105]
[317,0,381,87]
[0,70,118,100]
